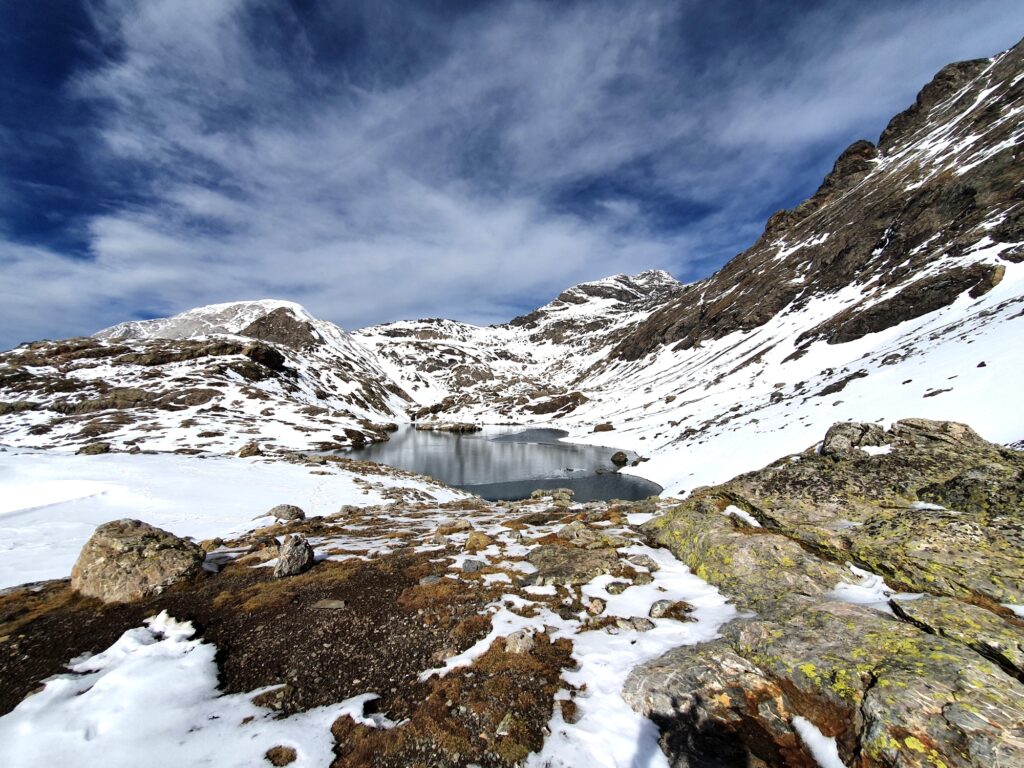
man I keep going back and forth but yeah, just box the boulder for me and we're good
[71,519,206,603]
[273,534,315,578]
[464,531,493,552]
[819,421,887,458]
[526,545,619,586]
[266,504,306,523]
[624,598,1024,768]
[76,442,111,455]
[505,629,536,654]
[238,441,262,458]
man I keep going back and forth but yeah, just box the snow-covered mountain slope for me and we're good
[353,270,682,419]
[357,39,1024,494]
[0,301,410,454]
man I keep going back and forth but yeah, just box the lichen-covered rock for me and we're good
[631,419,1024,767]
[891,595,1024,679]
[625,598,1024,768]
[71,519,206,603]
[273,534,315,578]
[713,418,1024,604]
[643,495,849,612]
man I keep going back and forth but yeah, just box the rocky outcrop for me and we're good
[70,519,206,603]
[628,419,1024,767]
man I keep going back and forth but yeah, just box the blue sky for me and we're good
[1,0,1022,348]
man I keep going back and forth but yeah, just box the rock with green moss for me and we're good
[713,418,1024,604]
[629,419,1024,767]
[643,495,849,612]
[624,597,1024,767]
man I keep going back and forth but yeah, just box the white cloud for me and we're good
[1,0,1022,347]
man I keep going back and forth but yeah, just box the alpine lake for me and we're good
[349,425,662,502]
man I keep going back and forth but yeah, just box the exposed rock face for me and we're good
[70,519,206,603]
[628,419,1024,767]
[613,41,1024,361]
[240,307,320,350]
[273,535,315,578]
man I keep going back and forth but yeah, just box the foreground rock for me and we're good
[71,519,206,603]
[628,419,1024,767]
[273,535,315,578]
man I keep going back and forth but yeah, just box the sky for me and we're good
[1,0,1023,348]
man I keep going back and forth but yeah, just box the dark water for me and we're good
[349,426,662,502]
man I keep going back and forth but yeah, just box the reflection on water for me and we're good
[348,426,662,502]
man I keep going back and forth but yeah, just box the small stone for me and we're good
[505,629,536,654]
[462,559,485,574]
[496,712,519,736]
[428,530,447,545]
[273,535,315,578]
[649,599,695,620]
[606,581,630,595]
[419,575,443,586]
[586,597,606,616]
[611,450,629,466]
[311,599,347,610]
[630,617,656,632]
[628,554,661,572]
[633,572,654,586]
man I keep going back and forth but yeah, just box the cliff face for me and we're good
[612,41,1022,360]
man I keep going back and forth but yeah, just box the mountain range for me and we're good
[1,38,1022,496]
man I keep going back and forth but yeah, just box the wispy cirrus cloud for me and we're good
[1,0,1022,347]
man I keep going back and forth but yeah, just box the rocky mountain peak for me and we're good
[96,299,322,345]
[611,36,1024,361]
